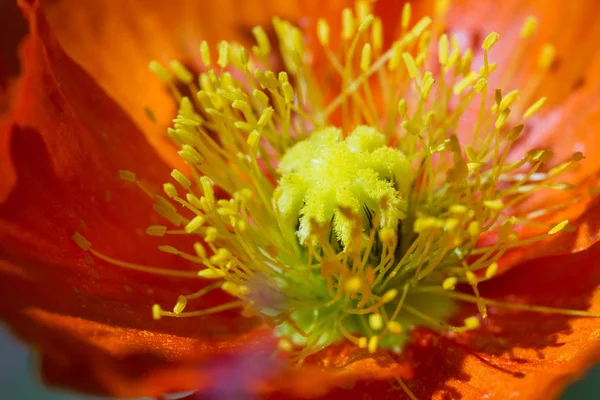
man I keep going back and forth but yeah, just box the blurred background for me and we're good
[1,324,599,399]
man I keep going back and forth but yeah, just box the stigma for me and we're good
[73,0,589,360]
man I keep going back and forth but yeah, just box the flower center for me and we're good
[72,0,593,360]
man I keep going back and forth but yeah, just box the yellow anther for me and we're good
[548,219,569,235]
[466,271,478,285]
[169,60,193,84]
[499,89,520,111]
[482,32,500,51]
[367,335,379,353]
[236,220,248,232]
[118,170,136,182]
[205,227,218,242]
[252,25,271,56]
[468,221,481,238]
[171,169,191,190]
[524,96,547,118]
[148,60,171,82]
[442,277,458,290]
[345,276,363,293]
[185,215,205,233]
[199,40,211,67]
[438,34,449,66]
[388,42,403,70]
[217,207,236,216]
[218,40,230,68]
[237,46,250,70]
[464,316,480,330]
[222,282,249,297]
[387,321,403,334]
[397,99,407,117]
[282,82,295,103]
[539,43,556,69]
[186,193,203,209]
[247,130,261,150]
[521,16,538,38]
[474,78,488,93]
[264,70,279,88]
[198,269,226,279]
[158,245,179,255]
[146,225,167,237]
[152,304,162,320]
[193,242,207,260]
[253,89,269,106]
[449,204,468,214]
[495,108,510,129]
[444,217,459,231]
[163,183,178,199]
[173,296,187,314]
[358,337,368,349]
[205,108,226,119]
[360,43,372,72]
[72,232,91,251]
[278,70,289,83]
[381,288,398,303]
[178,145,204,165]
[421,72,435,99]
[258,107,275,127]
[401,3,411,30]
[355,0,371,21]
[483,199,504,211]
[200,176,214,202]
[372,18,383,51]
[341,8,356,40]
[402,52,419,79]
[317,18,330,46]
[485,262,499,279]
[369,313,384,330]
[453,72,477,95]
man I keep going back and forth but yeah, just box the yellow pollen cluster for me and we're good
[72,0,596,360]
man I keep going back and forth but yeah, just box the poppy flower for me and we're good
[2,0,600,399]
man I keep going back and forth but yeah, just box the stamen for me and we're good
[77,1,596,363]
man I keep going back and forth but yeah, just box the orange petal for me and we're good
[1,2,261,396]
[36,0,304,169]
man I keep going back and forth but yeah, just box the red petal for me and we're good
[1,1,260,396]
[0,0,27,115]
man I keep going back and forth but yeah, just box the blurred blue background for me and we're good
[1,324,598,399]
